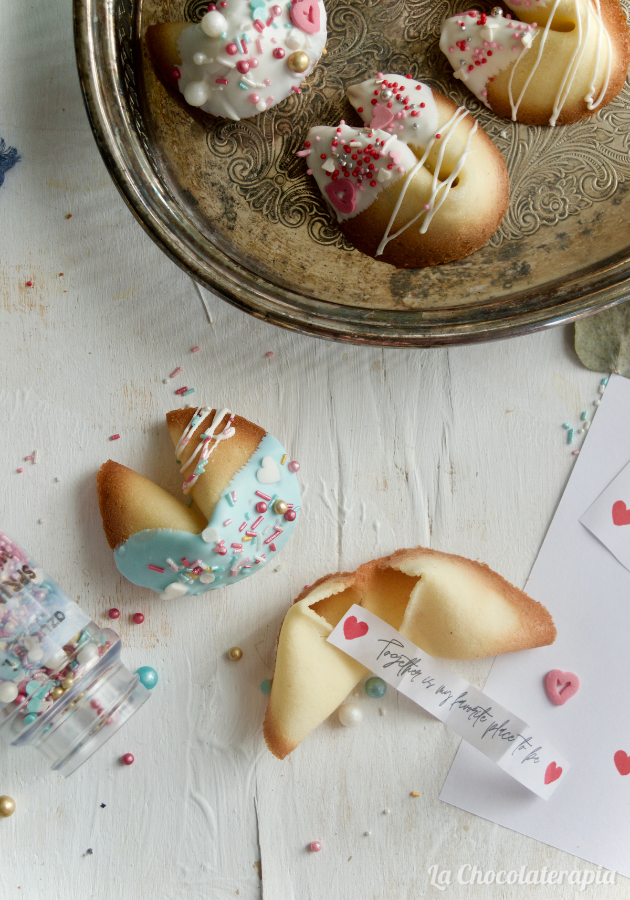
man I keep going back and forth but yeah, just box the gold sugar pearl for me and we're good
[0,796,16,817]
[228,647,243,661]
[50,687,64,700]
[287,51,310,73]
[62,675,75,690]
[410,791,421,798]
[273,499,288,515]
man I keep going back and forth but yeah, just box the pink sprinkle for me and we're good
[191,346,200,353]
[265,351,274,357]
[16,468,23,474]
[239,522,248,533]
[230,491,237,502]
[231,543,243,549]
[175,386,188,395]
[251,515,264,530]
[572,450,580,456]
[256,38,264,53]
[269,543,277,552]
[256,490,272,500]
[148,564,165,573]
[292,86,302,94]
[223,519,232,526]
[110,434,120,441]
[170,367,182,378]
[216,78,229,85]
[24,455,34,461]
[266,96,276,109]
[182,557,192,567]
[264,530,283,545]
[214,547,228,555]
[245,530,257,537]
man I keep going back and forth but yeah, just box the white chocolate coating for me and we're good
[440,4,613,126]
[176,0,327,121]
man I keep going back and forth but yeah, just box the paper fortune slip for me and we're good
[327,606,569,798]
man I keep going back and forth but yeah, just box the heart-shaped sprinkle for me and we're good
[201,526,219,543]
[612,500,630,526]
[545,669,580,705]
[325,180,356,215]
[614,750,630,775]
[256,455,281,484]
[343,615,369,640]
[370,103,394,130]
[160,582,189,600]
[544,761,562,785]
[290,0,320,33]
[388,149,402,165]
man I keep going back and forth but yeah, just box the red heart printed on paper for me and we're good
[614,750,630,775]
[370,103,394,131]
[343,615,369,641]
[290,0,321,33]
[545,669,580,706]
[612,500,630,526]
[544,761,562,785]
[325,180,356,215]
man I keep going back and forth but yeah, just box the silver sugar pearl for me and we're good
[379,88,393,101]
[412,122,419,129]
[491,6,503,14]
[459,58,466,66]
[467,36,472,41]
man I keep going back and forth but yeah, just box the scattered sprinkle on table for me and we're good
[132,612,145,625]
[108,608,120,619]
[136,666,158,689]
[170,367,182,378]
[410,791,420,798]
[121,753,134,766]
[191,346,200,353]
[16,468,23,474]
[100,803,106,808]
[265,351,274,357]
[0,796,16,817]
[25,280,33,287]
[109,434,120,441]
[309,841,321,852]
[228,646,243,661]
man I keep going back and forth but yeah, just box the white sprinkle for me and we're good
[598,384,605,394]
[584,421,591,431]
[383,809,391,815]
[33,450,39,464]
[364,831,371,837]
[594,399,601,406]
[163,378,169,384]
[578,429,584,435]
[500,130,508,138]
[379,707,387,716]
[38,518,44,524]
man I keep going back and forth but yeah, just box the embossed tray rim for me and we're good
[73,0,630,347]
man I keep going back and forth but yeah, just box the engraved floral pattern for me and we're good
[127,0,630,247]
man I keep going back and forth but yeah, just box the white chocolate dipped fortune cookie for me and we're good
[440,2,629,126]
[146,0,327,121]
[299,73,509,268]
[263,547,556,759]
[97,407,301,597]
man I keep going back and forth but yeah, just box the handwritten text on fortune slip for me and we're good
[327,606,569,798]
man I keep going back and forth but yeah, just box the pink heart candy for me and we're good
[290,0,321,34]
[545,669,580,705]
[389,150,402,165]
[325,180,356,215]
[370,103,394,130]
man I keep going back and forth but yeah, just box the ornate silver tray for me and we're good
[73,0,630,345]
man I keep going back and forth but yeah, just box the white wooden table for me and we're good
[0,3,624,898]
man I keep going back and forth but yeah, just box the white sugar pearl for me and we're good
[338,703,363,727]
[44,648,68,671]
[0,682,18,704]
[200,10,227,37]
[286,28,306,49]
[193,52,207,65]
[23,636,39,651]
[77,643,99,665]
[201,526,219,543]
[160,582,189,601]
[27,646,43,663]
[183,81,210,107]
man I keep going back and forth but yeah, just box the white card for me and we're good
[580,457,630,572]
[327,605,569,798]
[440,374,630,877]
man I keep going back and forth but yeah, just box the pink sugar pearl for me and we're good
[288,460,300,473]
[309,841,322,852]
[121,753,134,766]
